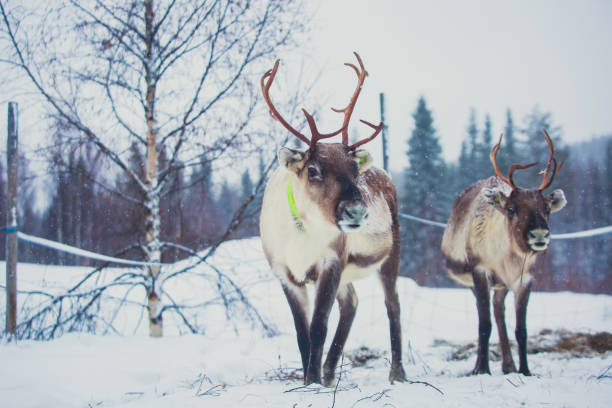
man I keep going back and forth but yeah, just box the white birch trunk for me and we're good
[144,0,162,337]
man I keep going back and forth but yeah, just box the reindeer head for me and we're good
[483,131,567,253]
[261,53,382,233]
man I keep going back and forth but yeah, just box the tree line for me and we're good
[1,97,609,294]
[400,97,612,294]
[0,0,609,309]
[0,130,261,266]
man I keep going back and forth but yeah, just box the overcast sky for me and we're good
[279,0,612,172]
[2,0,611,175]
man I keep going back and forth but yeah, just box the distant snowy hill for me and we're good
[1,237,611,407]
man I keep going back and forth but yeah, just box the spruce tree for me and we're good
[481,114,493,156]
[401,96,447,285]
[519,107,566,188]
[477,113,493,177]
[466,109,479,184]
[455,140,471,193]
[241,170,254,200]
[500,108,519,174]
[456,109,479,191]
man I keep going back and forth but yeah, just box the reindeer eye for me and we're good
[307,166,320,180]
[507,207,515,218]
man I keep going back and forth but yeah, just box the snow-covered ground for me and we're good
[1,238,611,407]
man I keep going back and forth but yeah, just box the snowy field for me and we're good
[1,238,611,407]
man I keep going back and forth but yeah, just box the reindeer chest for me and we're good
[280,226,342,284]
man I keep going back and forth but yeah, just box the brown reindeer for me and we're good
[259,53,406,386]
[441,131,567,376]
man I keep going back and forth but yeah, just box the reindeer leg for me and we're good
[379,253,406,383]
[493,287,517,374]
[515,280,533,376]
[322,283,358,387]
[281,282,310,378]
[472,268,492,375]
[306,261,342,385]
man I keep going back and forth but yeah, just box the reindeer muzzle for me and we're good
[527,228,550,252]
[337,201,368,233]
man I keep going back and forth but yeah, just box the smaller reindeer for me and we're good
[259,53,406,386]
[441,131,567,375]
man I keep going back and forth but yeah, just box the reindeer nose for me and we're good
[337,202,368,232]
[527,228,550,251]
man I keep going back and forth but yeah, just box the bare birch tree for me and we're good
[0,0,304,336]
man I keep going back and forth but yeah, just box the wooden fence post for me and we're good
[6,102,18,335]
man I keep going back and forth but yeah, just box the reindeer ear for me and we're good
[350,149,373,173]
[482,187,508,211]
[546,189,567,213]
[278,147,307,173]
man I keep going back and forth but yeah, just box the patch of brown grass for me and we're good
[345,346,386,367]
[444,329,612,361]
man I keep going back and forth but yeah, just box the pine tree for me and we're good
[500,108,519,173]
[475,113,493,178]
[241,170,254,200]
[401,96,447,285]
[519,107,566,188]
[184,159,217,246]
[482,114,493,156]
[467,108,478,168]
[455,109,480,192]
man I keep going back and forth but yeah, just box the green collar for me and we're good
[287,175,305,232]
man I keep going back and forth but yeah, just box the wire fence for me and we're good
[397,212,612,240]
[2,212,611,340]
[3,210,612,268]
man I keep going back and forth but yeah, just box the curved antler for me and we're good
[490,134,538,190]
[332,52,368,145]
[490,134,513,186]
[348,120,384,150]
[490,131,564,190]
[261,60,344,149]
[261,60,309,145]
[332,52,383,151]
[538,129,565,190]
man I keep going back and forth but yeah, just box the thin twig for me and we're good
[352,389,392,407]
[196,384,226,397]
[331,353,344,408]
[596,363,612,380]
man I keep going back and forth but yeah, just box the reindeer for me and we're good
[441,131,567,375]
[259,53,407,386]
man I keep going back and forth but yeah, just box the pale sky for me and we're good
[279,0,612,172]
[2,0,611,176]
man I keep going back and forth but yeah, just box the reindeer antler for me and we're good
[490,134,513,187]
[490,134,538,189]
[538,129,565,190]
[490,131,564,190]
[261,53,381,151]
[332,52,383,151]
[261,60,344,149]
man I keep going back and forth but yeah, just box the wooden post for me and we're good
[379,93,389,173]
[6,102,18,334]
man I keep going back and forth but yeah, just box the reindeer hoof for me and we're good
[502,361,518,374]
[305,371,322,385]
[389,364,407,384]
[322,364,337,387]
[471,366,491,375]
[323,374,338,388]
[519,367,532,376]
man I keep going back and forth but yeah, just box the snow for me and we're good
[1,237,611,407]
